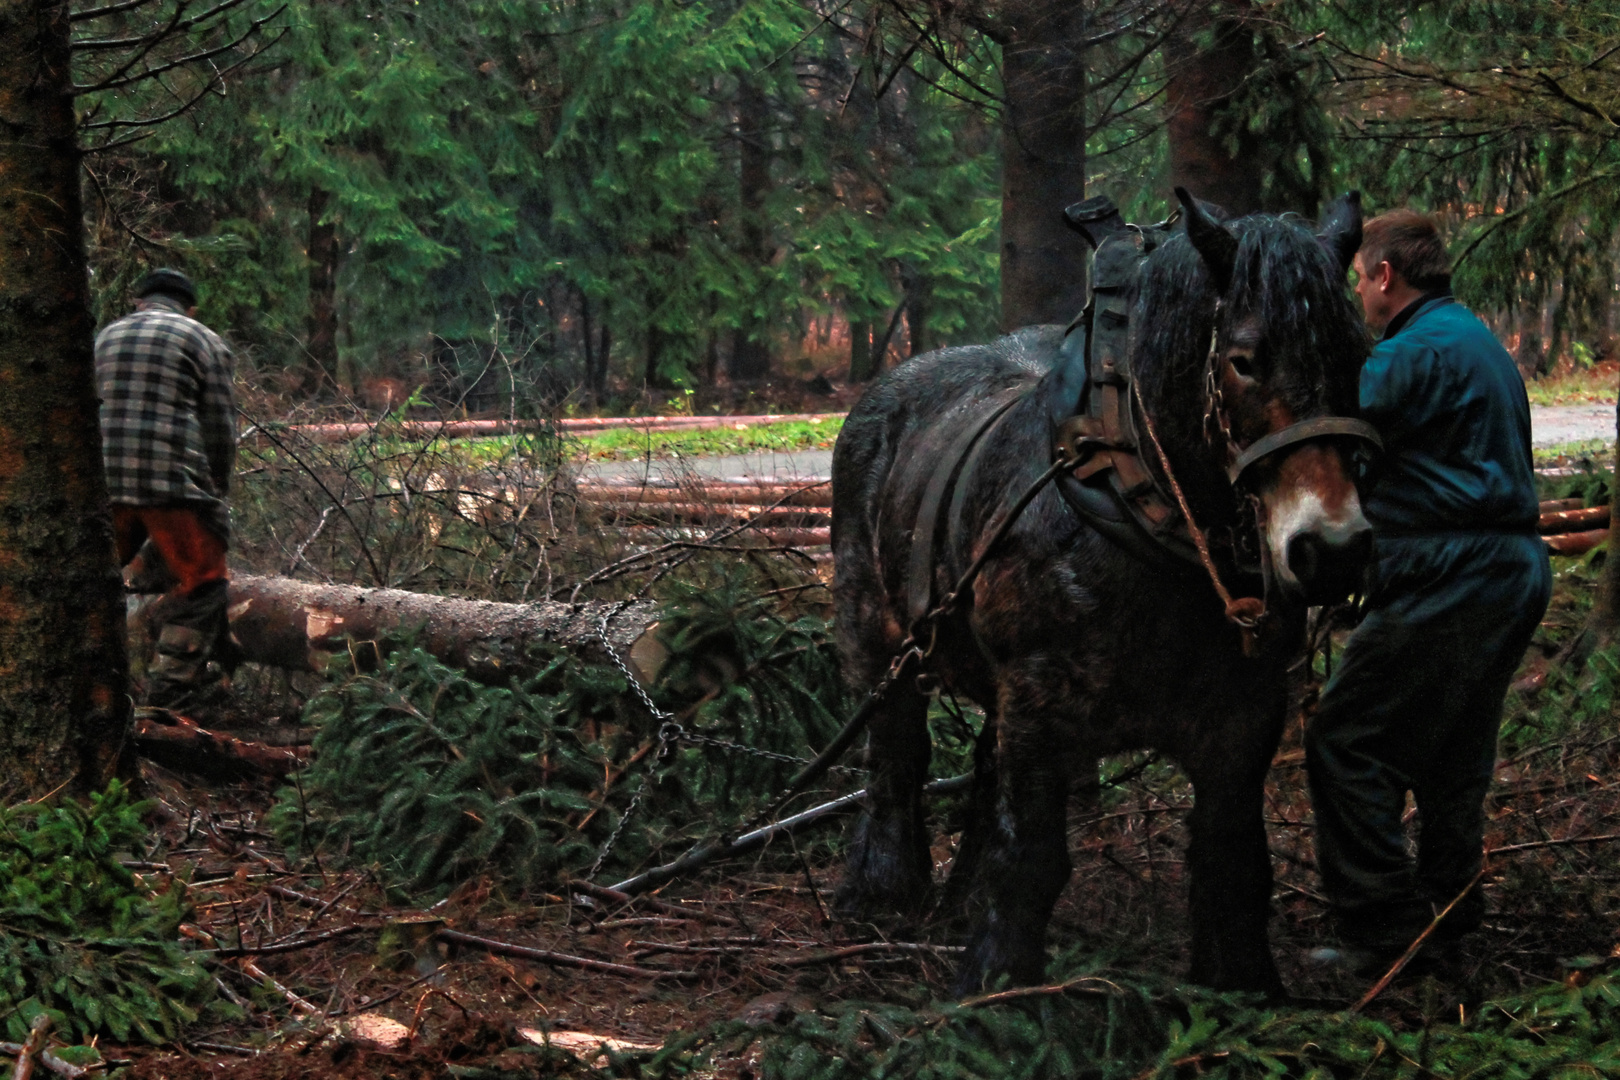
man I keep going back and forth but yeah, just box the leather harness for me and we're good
[903,201,1382,640]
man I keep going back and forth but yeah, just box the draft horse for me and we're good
[831,190,1374,996]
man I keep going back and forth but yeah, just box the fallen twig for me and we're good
[957,974,1127,1010]
[209,923,370,956]
[606,773,972,897]
[567,879,736,926]
[434,927,696,980]
[1492,832,1620,855]
[6,1015,63,1080]
[1352,868,1485,1013]
[776,941,966,967]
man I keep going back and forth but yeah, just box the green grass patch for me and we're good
[570,416,844,461]
[1525,365,1618,407]
[1533,438,1615,471]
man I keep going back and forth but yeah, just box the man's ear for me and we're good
[1373,260,1396,293]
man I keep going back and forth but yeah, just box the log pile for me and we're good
[1539,498,1612,556]
[576,478,833,550]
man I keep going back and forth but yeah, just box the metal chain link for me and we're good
[588,604,863,873]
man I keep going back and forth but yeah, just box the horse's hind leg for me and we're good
[837,677,933,920]
[938,708,998,921]
[954,717,1071,994]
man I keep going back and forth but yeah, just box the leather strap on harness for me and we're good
[905,388,1027,629]
[1227,415,1382,486]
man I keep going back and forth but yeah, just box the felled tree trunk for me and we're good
[134,575,663,685]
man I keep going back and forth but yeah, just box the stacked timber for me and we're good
[1540,498,1612,555]
[575,478,832,549]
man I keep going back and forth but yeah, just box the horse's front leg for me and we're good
[954,715,1071,994]
[837,677,933,920]
[1184,733,1286,996]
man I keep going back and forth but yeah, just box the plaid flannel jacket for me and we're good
[95,297,236,530]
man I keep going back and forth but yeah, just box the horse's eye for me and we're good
[1228,354,1257,381]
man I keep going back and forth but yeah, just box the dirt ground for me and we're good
[111,660,1620,1080]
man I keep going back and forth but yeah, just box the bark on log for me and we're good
[259,413,844,445]
[135,575,662,684]
[593,504,830,525]
[1546,529,1609,556]
[134,710,308,779]
[575,482,833,507]
[1540,505,1610,534]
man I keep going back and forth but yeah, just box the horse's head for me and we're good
[1136,191,1375,608]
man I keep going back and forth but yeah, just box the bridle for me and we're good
[1133,298,1381,654]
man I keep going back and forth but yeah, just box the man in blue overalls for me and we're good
[1306,210,1551,965]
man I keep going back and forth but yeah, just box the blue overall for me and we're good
[1305,293,1552,950]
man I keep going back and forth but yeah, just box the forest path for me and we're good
[576,403,1613,485]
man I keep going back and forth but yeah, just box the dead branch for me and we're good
[567,879,737,926]
[1492,832,1620,855]
[433,927,695,980]
[606,774,972,897]
[133,709,308,778]
[209,923,370,957]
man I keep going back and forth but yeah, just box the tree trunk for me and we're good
[902,263,931,357]
[999,0,1090,330]
[847,320,874,382]
[133,574,663,685]
[307,186,340,389]
[729,76,772,382]
[0,0,132,799]
[1586,395,1620,642]
[1165,0,1265,216]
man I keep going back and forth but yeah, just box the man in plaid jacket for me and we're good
[96,268,237,708]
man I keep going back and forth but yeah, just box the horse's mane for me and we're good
[1132,214,1369,460]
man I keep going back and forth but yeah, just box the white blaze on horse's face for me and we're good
[1220,333,1373,605]
[1258,443,1371,603]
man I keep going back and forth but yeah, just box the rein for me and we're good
[1127,301,1381,655]
[1130,380,1266,652]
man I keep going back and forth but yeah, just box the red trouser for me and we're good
[112,505,228,596]
[113,505,231,707]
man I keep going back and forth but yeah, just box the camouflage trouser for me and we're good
[145,578,235,709]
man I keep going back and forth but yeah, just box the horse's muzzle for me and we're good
[1261,443,1374,605]
[1285,525,1372,605]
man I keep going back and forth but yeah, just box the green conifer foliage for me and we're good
[81,0,1003,392]
[272,576,855,892]
[1292,0,1620,356]
[0,783,215,1044]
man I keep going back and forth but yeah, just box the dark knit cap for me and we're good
[134,268,197,307]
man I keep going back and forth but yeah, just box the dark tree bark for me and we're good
[1584,393,1620,645]
[902,263,931,357]
[729,76,772,382]
[1165,1,1266,216]
[0,0,132,799]
[999,0,1090,330]
[306,185,340,388]
[847,320,874,382]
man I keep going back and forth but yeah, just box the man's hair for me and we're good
[1359,210,1451,290]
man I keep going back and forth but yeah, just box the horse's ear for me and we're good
[1317,191,1363,275]
[1175,186,1237,293]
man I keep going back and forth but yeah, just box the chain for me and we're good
[589,602,867,873]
